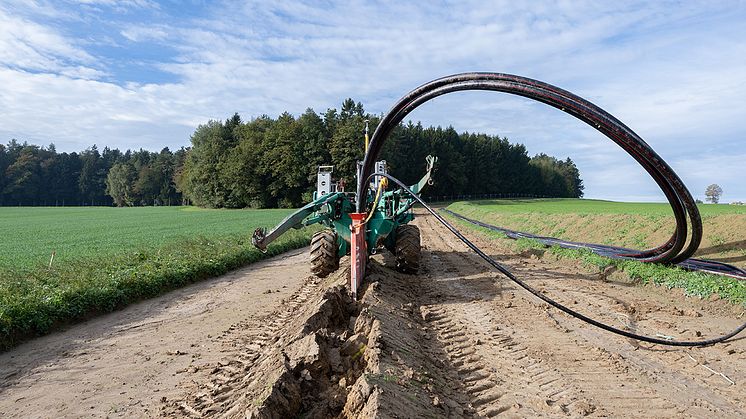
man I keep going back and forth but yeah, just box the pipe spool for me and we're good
[354,73,745,346]
[357,72,701,266]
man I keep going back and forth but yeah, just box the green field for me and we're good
[1,206,297,272]
[446,198,746,305]
[449,198,746,216]
[447,199,746,266]
[0,206,313,350]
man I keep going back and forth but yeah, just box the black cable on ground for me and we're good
[443,209,746,280]
[357,73,701,265]
[366,171,746,347]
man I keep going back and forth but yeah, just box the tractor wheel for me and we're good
[310,229,339,277]
[394,224,421,274]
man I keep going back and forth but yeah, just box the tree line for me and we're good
[0,141,187,206]
[0,98,583,208]
[181,99,583,208]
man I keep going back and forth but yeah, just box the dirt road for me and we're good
[0,249,314,418]
[406,214,746,417]
[1,213,745,418]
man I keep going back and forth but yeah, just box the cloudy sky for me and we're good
[1,0,744,202]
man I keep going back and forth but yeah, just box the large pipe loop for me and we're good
[357,73,701,265]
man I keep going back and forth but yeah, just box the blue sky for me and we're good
[1,0,744,202]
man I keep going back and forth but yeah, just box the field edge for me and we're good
[0,229,315,352]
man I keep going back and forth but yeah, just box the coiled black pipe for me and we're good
[357,73,701,265]
[366,171,746,346]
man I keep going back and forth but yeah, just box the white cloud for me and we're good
[0,0,744,202]
[0,7,100,77]
[74,0,158,11]
[119,25,169,42]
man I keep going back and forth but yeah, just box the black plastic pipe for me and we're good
[357,73,701,265]
[366,171,745,347]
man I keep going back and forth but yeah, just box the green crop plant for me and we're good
[0,206,315,351]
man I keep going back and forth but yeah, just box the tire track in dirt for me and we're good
[4,212,742,418]
[413,212,746,417]
[0,249,314,418]
[417,230,598,417]
[167,274,326,416]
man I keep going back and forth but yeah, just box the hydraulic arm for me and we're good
[252,155,437,264]
[251,192,349,252]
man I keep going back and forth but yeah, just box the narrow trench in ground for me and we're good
[250,278,373,418]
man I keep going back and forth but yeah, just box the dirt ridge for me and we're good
[166,263,376,418]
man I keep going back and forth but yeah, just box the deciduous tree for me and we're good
[705,184,723,203]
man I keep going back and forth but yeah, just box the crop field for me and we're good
[445,198,746,305]
[1,206,298,271]
[448,197,746,215]
[0,206,314,349]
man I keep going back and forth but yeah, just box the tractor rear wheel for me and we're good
[310,229,339,277]
[394,224,421,274]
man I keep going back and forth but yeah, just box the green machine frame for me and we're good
[252,155,437,257]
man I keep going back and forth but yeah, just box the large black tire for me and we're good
[310,229,339,277]
[394,224,421,274]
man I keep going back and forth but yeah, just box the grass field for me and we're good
[0,206,313,350]
[446,198,746,305]
[1,206,298,272]
[448,199,746,268]
[450,198,746,216]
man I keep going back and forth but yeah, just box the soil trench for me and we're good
[1,213,745,418]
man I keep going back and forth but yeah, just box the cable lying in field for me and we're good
[358,73,742,345]
[357,73,702,266]
[443,209,746,280]
[367,172,746,347]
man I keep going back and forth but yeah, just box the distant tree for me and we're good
[298,108,331,188]
[3,100,587,208]
[133,165,161,205]
[0,144,9,205]
[263,112,310,207]
[3,144,42,205]
[223,118,270,207]
[705,184,723,203]
[328,102,367,185]
[79,146,108,205]
[106,162,137,206]
[53,152,83,205]
[172,147,190,205]
[152,148,178,205]
[181,120,234,207]
[339,98,364,120]
[529,154,584,198]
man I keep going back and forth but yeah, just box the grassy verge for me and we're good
[445,212,746,306]
[0,207,317,351]
[446,199,746,269]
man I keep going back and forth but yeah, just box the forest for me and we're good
[0,99,583,208]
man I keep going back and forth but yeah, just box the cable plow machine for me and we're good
[253,72,746,346]
[252,122,438,299]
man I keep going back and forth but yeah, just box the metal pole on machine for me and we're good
[348,119,371,299]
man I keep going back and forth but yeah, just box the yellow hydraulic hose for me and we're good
[364,120,369,151]
[362,177,385,225]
